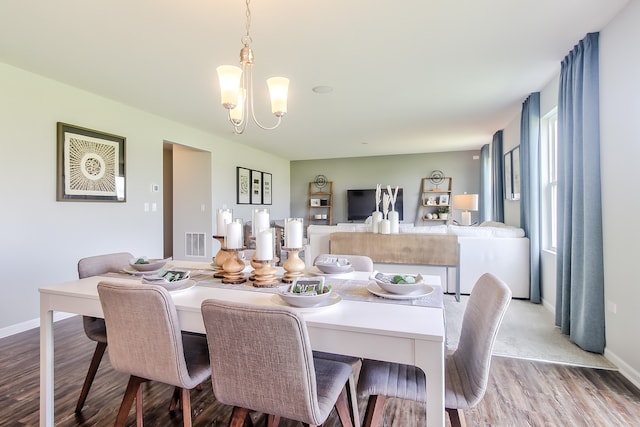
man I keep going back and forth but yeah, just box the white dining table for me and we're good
[39,262,446,426]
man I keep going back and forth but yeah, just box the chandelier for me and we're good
[216,0,289,134]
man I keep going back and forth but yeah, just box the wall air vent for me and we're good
[185,232,206,257]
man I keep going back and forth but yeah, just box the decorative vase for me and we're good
[379,219,391,234]
[371,211,383,233]
[388,210,399,234]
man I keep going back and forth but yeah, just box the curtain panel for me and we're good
[520,92,542,303]
[555,32,605,354]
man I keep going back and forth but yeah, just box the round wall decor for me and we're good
[429,170,445,186]
[314,174,328,189]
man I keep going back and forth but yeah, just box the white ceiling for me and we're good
[0,0,629,160]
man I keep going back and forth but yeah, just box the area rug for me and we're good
[444,294,616,369]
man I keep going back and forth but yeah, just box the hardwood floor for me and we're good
[2,316,639,427]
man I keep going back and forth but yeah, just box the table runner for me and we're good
[107,269,443,308]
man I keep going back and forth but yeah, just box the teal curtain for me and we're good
[491,130,504,222]
[556,32,605,353]
[479,144,491,223]
[520,93,541,303]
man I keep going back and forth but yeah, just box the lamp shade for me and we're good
[453,194,479,211]
[267,77,289,116]
[216,65,242,109]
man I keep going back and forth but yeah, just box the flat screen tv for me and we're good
[347,188,403,222]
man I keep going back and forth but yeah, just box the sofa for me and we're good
[306,221,530,299]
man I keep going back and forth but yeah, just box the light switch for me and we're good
[144,202,149,212]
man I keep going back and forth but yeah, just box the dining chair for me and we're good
[200,299,354,427]
[97,281,211,427]
[313,252,373,425]
[75,251,133,413]
[357,272,512,427]
[314,253,374,273]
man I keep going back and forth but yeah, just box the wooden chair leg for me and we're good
[361,394,386,427]
[229,406,251,427]
[181,388,192,427]
[446,407,467,427]
[75,341,107,413]
[345,372,360,427]
[334,388,354,427]
[169,386,181,411]
[115,376,146,427]
[267,414,281,427]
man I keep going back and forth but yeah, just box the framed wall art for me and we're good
[251,169,262,204]
[56,122,126,202]
[262,172,272,205]
[237,166,251,204]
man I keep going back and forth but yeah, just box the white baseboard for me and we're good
[604,348,640,390]
[0,312,76,340]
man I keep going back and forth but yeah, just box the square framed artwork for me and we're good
[438,194,449,205]
[251,169,262,204]
[237,167,251,204]
[262,172,272,205]
[56,122,126,202]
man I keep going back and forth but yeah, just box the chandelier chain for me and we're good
[244,0,252,43]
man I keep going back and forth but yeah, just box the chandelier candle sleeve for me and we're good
[256,229,273,260]
[216,208,232,237]
[285,218,303,248]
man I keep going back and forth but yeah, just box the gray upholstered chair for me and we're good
[313,252,373,425]
[97,281,211,427]
[314,253,374,272]
[75,252,133,413]
[357,273,512,427]
[200,299,354,427]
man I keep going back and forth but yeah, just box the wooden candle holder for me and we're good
[212,235,230,278]
[251,259,279,288]
[282,247,305,284]
[221,248,246,284]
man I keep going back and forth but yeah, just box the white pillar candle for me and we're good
[216,208,232,237]
[253,209,270,236]
[226,220,242,249]
[285,218,303,248]
[256,229,273,260]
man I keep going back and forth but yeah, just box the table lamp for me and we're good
[453,193,479,226]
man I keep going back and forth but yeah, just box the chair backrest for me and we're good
[200,299,325,425]
[97,281,195,388]
[450,273,511,407]
[78,252,133,278]
[314,253,374,272]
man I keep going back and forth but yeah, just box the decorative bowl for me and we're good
[314,257,352,274]
[142,270,190,290]
[370,271,425,295]
[277,279,332,308]
[129,257,168,272]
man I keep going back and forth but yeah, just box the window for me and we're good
[542,109,558,251]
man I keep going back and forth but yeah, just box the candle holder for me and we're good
[212,235,229,278]
[221,248,247,284]
[281,247,306,284]
[251,259,279,287]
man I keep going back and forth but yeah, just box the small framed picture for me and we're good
[439,194,449,205]
[310,198,321,207]
[236,167,251,204]
[251,169,262,204]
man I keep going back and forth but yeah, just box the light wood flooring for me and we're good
[2,316,639,426]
